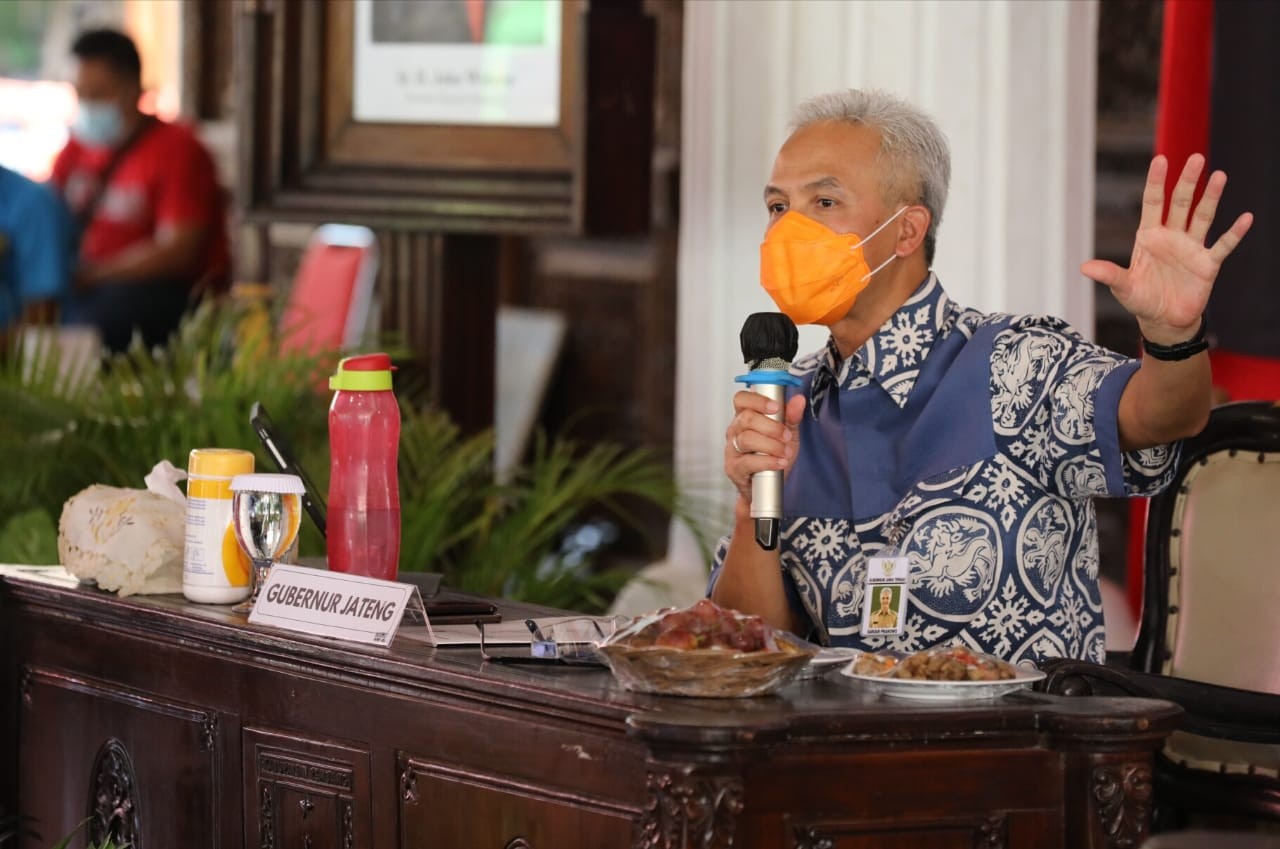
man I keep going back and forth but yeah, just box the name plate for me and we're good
[248,564,431,647]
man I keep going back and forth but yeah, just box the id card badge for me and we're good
[861,547,910,637]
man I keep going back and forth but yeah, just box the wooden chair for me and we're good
[1038,401,1280,828]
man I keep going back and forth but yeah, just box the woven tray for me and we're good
[599,634,814,698]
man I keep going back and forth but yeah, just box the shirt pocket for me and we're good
[885,458,1005,624]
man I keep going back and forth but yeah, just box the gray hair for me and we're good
[790,89,951,263]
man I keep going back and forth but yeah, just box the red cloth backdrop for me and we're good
[1154,0,1213,208]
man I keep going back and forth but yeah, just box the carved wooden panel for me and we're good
[786,814,1017,849]
[762,747,1063,849]
[16,665,218,849]
[398,754,635,849]
[243,728,370,849]
[86,738,142,849]
[637,765,743,849]
[1090,762,1152,849]
[793,826,835,849]
[1061,752,1160,849]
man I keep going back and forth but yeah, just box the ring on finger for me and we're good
[732,434,744,454]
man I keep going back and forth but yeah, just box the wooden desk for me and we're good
[1143,833,1280,849]
[0,573,1181,849]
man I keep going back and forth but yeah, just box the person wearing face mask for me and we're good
[710,89,1252,664]
[50,28,230,354]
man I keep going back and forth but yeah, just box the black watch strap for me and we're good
[1141,316,1209,361]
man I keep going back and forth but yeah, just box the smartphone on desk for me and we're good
[422,600,501,625]
[396,572,501,625]
[401,600,501,627]
[250,401,328,537]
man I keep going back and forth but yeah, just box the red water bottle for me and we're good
[327,353,401,580]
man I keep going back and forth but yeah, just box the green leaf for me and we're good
[49,817,88,849]
[0,509,59,565]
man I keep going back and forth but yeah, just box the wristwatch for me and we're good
[1141,316,1209,362]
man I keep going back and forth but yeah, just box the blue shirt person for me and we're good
[0,166,75,329]
[712,90,1253,661]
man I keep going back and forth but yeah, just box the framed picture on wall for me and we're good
[238,0,584,233]
[352,0,562,127]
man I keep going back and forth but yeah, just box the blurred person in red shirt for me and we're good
[51,29,229,354]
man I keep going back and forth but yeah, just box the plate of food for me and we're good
[840,646,1044,702]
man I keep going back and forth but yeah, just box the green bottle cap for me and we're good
[329,353,394,391]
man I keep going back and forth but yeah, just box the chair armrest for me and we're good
[1104,649,1132,667]
[1038,658,1280,744]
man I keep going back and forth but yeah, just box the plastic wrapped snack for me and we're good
[598,599,816,698]
[531,616,626,663]
[56,462,188,597]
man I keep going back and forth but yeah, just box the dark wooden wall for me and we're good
[1093,0,1163,588]
[185,0,682,466]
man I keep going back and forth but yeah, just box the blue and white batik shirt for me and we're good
[710,274,1180,663]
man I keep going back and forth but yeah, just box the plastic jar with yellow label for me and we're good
[183,448,256,604]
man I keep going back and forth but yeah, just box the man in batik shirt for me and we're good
[711,89,1252,663]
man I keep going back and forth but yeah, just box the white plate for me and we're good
[810,647,864,668]
[798,646,863,678]
[839,663,1045,702]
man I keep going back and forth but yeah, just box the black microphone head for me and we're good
[740,312,798,369]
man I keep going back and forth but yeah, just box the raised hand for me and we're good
[1080,154,1253,345]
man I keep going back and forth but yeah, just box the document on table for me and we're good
[0,564,82,587]
[398,615,592,647]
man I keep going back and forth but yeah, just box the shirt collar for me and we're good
[810,273,957,413]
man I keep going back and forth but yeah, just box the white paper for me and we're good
[0,564,82,587]
[399,615,589,647]
[143,459,187,504]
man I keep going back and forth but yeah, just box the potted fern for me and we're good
[1,304,706,612]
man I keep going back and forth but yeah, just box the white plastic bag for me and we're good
[57,461,188,596]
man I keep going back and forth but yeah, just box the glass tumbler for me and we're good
[228,473,306,615]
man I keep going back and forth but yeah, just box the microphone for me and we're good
[736,313,801,550]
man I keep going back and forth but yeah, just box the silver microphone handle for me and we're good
[749,382,786,522]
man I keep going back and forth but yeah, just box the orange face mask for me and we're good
[759,208,907,325]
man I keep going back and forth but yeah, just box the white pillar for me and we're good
[669,0,1100,573]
